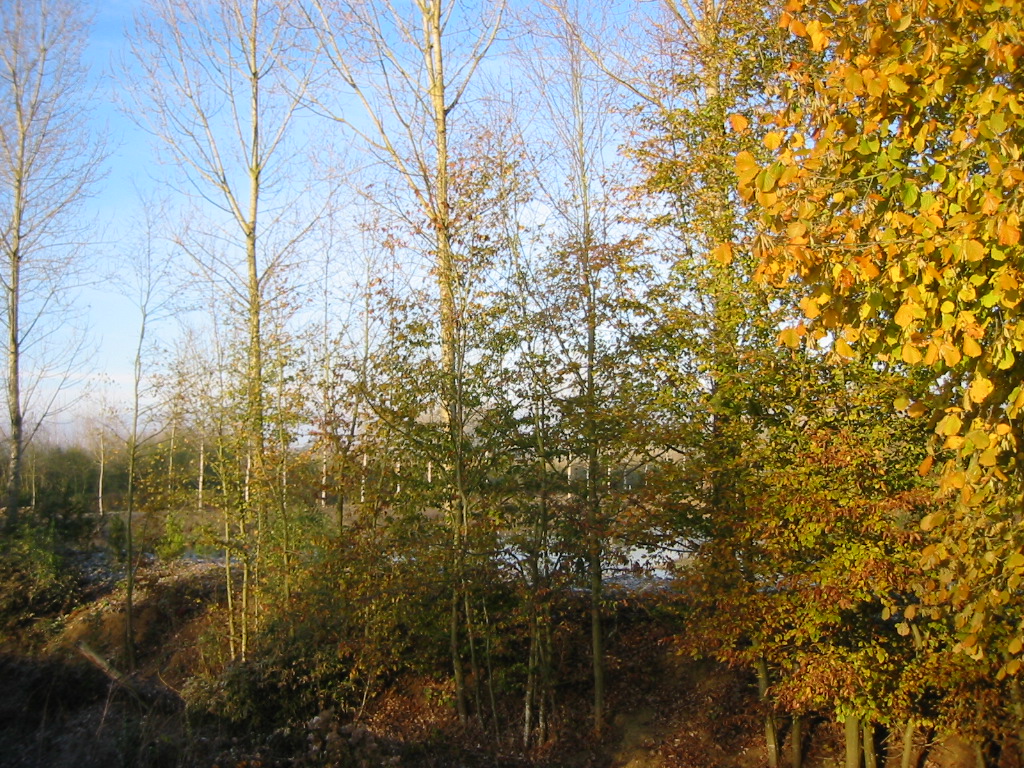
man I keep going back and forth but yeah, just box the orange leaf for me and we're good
[999,221,1021,246]
[728,113,749,132]
[965,239,986,261]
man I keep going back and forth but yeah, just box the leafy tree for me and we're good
[303,0,505,720]
[741,0,1024,682]
[624,1,795,760]
[679,356,942,767]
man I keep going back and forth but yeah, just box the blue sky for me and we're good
[49,0,652,440]
[75,1,158,404]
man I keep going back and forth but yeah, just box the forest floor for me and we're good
[0,554,983,768]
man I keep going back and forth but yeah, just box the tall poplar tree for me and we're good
[126,0,316,657]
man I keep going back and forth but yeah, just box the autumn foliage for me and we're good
[735,0,1024,694]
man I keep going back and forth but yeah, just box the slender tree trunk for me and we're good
[245,132,265,638]
[97,434,105,525]
[900,721,916,768]
[5,227,22,533]
[197,438,205,515]
[790,715,802,768]
[845,717,861,768]
[224,503,236,661]
[28,452,36,513]
[276,360,291,604]
[756,658,780,768]
[863,721,877,768]
[124,451,137,671]
[572,57,606,738]
[166,420,176,493]
[422,0,472,723]
[124,308,147,672]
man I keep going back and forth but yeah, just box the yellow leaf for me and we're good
[779,326,802,348]
[969,375,995,404]
[895,303,916,328]
[799,295,820,319]
[965,239,986,261]
[834,337,855,357]
[999,221,1021,246]
[902,342,922,364]
[856,255,880,280]
[712,242,733,264]
[728,113,749,133]
[805,19,828,51]
[1010,637,1024,655]
[764,132,784,151]
[888,75,909,94]
[735,151,759,185]
[963,336,983,358]
[966,428,990,449]
[908,401,928,418]
[936,413,963,436]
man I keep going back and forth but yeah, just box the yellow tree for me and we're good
[742,0,1024,693]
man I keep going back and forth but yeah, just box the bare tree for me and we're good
[119,202,174,671]
[125,0,318,657]
[0,0,104,532]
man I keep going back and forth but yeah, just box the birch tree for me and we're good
[0,0,103,532]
